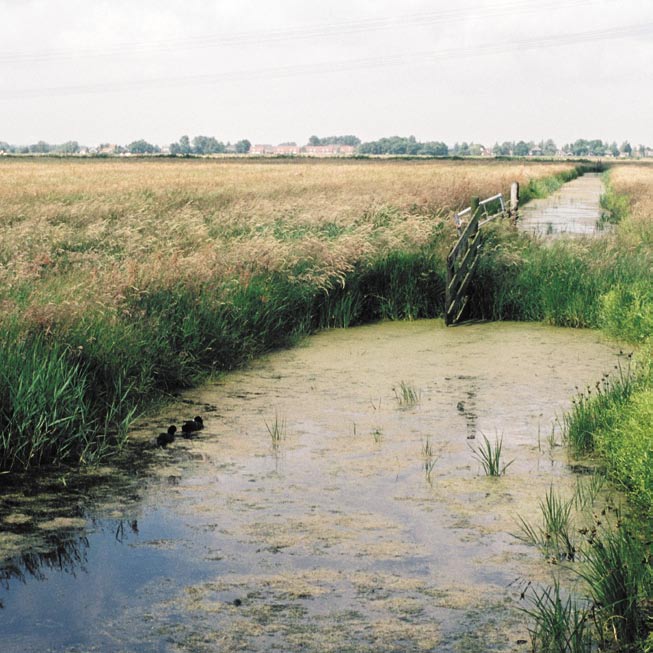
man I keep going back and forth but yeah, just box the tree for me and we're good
[513,141,530,156]
[29,140,50,153]
[419,141,448,156]
[235,139,251,154]
[127,139,159,154]
[610,142,620,157]
[58,141,80,154]
[192,135,225,154]
[620,141,632,157]
[542,139,557,155]
[307,134,361,147]
[169,135,192,156]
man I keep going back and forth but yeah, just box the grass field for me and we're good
[0,157,580,470]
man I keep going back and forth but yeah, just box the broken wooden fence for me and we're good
[445,182,519,325]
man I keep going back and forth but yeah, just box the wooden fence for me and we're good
[445,182,519,325]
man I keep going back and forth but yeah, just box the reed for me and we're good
[393,380,421,408]
[471,433,513,476]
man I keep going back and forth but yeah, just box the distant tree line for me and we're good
[0,135,648,158]
[358,135,448,156]
[491,139,638,158]
[169,135,251,155]
[308,135,361,147]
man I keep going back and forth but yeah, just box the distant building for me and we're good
[98,143,118,155]
[303,144,355,156]
[250,144,275,155]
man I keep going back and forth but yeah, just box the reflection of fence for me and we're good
[445,182,519,326]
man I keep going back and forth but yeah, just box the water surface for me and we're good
[519,172,605,237]
[0,320,622,652]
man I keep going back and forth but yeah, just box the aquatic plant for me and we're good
[517,486,576,562]
[523,578,594,653]
[393,381,421,408]
[421,436,439,483]
[471,433,513,476]
[579,526,653,648]
[265,412,286,447]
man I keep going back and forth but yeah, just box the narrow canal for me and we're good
[0,320,622,652]
[518,172,605,237]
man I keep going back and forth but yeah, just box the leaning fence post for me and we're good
[510,182,520,223]
[470,196,480,223]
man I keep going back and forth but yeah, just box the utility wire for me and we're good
[1,21,649,100]
[0,0,611,65]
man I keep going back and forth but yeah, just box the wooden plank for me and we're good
[447,229,481,293]
[449,250,480,311]
[448,209,480,263]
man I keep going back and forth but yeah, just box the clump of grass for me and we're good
[523,578,594,652]
[421,436,439,483]
[563,355,636,455]
[471,433,513,476]
[371,426,383,444]
[393,381,421,408]
[580,526,653,648]
[265,412,286,448]
[517,486,576,562]
[572,474,605,512]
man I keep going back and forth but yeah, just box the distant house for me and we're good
[529,147,543,156]
[303,144,355,156]
[274,144,301,155]
[250,144,275,155]
[98,143,118,155]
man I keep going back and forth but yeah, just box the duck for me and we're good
[181,415,204,438]
[157,425,177,448]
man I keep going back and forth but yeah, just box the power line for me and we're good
[0,0,610,65]
[1,21,649,101]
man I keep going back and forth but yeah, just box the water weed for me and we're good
[523,578,594,653]
[265,412,286,448]
[471,433,513,476]
[393,381,421,408]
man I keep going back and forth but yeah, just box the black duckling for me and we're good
[157,425,177,448]
[181,415,204,438]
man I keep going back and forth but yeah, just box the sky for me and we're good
[1,0,652,147]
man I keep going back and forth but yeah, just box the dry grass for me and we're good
[604,163,653,248]
[0,157,576,325]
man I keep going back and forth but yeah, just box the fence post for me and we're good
[470,196,480,217]
[510,182,520,223]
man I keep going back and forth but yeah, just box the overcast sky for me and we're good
[1,0,652,147]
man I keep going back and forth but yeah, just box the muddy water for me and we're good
[519,172,605,237]
[0,320,623,652]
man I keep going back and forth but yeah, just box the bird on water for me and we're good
[157,425,177,448]
[182,415,204,438]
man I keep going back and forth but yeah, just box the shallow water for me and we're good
[0,320,623,652]
[519,172,605,237]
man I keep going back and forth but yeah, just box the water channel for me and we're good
[0,320,623,652]
[518,172,605,237]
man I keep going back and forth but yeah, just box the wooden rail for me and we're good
[445,182,519,325]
